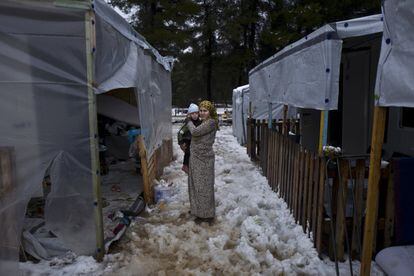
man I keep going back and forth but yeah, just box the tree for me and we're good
[109,0,381,106]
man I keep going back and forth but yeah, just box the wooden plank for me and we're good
[289,141,296,211]
[285,139,291,207]
[264,124,268,175]
[274,132,279,192]
[0,148,14,199]
[384,163,394,248]
[282,138,287,200]
[335,159,349,261]
[256,120,261,159]
[318,111,329,155]
[270,132,275,191]
[283,136,288,199]
[246,119,251,157]
[351,159,365,259]
[361,106,387,276]
[272,131,277,191]
[266,131,272,187]
[328,167,340,260]
[301,151,310,230]
[292,144,299,219]
[250,119,256,160]
[306,153,315,234]
[288,140,294,210]
[85,10,104,261]
[138,136,152,203]
[279,136,285,199]
[296,148,305,221]
[291,144,297,215]
[275,132,281,192]
[311,156,320,242]
[316,157,326,253]
[282,105,288,135]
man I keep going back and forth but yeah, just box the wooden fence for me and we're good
[247,119,394,262]
[138,138,173,203]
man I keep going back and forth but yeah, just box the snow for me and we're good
[20,126,385,275]
[233,84,249,93]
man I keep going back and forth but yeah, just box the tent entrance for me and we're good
[97,87,145,251]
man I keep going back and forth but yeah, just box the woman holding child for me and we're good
[180,100,218,224]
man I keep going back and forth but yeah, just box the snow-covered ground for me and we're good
[20,126,384,275]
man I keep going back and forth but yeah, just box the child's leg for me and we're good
[183,150,190,166]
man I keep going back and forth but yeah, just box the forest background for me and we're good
[109,0,380,106]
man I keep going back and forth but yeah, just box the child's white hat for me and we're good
[188,103,199,114]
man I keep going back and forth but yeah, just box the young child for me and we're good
[177,103,202,173]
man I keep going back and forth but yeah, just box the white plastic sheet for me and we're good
[0,1,172,274]
[232,85,249,145]
[249,14,383,110]
[232,85,297,145]
[375,0,414,107]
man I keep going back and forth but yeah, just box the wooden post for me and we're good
[318,111,329,155]
[360,106,387,276]
[137,136,151,203]
[282,105,288,135]
[85,9,104,261]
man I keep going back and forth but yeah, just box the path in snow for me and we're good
[20,126,384,275]
[106,126,328,275]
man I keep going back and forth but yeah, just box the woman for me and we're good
[186,100,218,224]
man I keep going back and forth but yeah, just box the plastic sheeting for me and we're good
[251,100,297,120]
[97,94,140,126]
[232,85,297,145]
[375,0,414,107]
[0,1,171,274]
[232,85,250,145]
[249,14,383,110]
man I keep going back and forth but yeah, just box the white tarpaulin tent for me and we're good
[0,0,172,274]
[232,85,250,145]
[232,85,296,145]
[375,0,414,107]
[249,14,383,110]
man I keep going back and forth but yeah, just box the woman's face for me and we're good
[190,112,199,120]
[199,107,210,120]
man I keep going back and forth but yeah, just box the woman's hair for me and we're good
[199,100,219,129]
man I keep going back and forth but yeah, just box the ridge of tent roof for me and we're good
[1,0,173,71]
[94,0,173,71]
[249,14,382,76]
[233,84,250,94]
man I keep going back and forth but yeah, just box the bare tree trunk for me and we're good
[203,0,213,101]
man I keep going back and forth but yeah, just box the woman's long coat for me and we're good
[187,119,217,218]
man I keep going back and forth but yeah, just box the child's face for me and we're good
[190,112,199,120]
